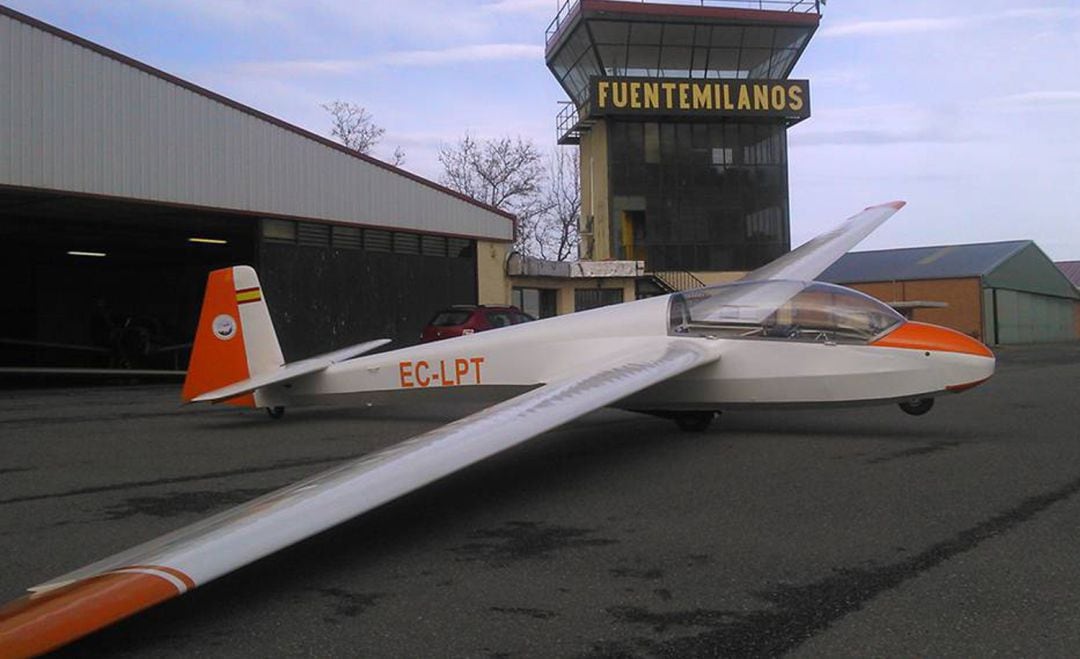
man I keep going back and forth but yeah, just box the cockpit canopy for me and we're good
[669,280,904,343]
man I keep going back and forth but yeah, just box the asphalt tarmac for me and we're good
[2,343,1079,658]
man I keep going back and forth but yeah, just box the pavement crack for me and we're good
[0,454,358,505]
[591,473,1080,658]
[864,441,962,465]
[490,606,558,620]
[0,466,35,475]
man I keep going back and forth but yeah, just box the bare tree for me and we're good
[390,146,406,167]
[322,100,385,154]
[536,147,580,261]
[438,136,582,261]
[438,135,548,254]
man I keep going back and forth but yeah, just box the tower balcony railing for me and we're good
[546,0,822,46]
[556,102,586,144]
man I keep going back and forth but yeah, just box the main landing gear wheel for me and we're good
[899,398,934,416]
[266,406,286,420]
[673,411,716,432]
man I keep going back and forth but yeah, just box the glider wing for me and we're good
[740,200,905,282]
[0,336,720,657]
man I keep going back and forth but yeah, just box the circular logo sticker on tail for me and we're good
[212,314,237,340]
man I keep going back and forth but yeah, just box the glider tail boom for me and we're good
[181,266,284,406]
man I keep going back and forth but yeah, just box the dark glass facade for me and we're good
[607,119,790,271]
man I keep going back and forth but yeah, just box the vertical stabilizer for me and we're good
[181,266,285,406]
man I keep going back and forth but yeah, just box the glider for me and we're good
[0,201,994,656]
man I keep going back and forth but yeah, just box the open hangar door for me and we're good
[0,188,256,371]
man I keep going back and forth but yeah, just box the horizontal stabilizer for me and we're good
[191,339,391,403]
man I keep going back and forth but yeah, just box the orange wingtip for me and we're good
[0,568,190,657]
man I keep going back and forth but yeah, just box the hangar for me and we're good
[0,6,514,371]
[821,241,1080,344]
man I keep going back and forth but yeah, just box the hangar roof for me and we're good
[821,240,1080,300]
[1056,261,1080,289]
[821,241,1031,282]
[0,6,514,242]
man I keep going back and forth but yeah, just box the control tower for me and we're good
[546,0,820,275]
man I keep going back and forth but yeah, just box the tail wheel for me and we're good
[266,406,285,420]
[899,398,934,416]
[673,411,716,432]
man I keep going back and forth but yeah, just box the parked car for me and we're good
[421,305,535,342]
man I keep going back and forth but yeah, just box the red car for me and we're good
[421,305,535,342]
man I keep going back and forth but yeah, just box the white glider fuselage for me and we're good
[257,283,994,412]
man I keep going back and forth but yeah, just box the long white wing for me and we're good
[192,338,391,403]
[0,336,721,656]
[740,201,905,282]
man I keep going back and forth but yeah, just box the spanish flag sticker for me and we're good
[236,287,262,304]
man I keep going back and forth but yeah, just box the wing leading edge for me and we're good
[0,337,721,657]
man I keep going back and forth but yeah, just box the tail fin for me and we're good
[182,266,285,406]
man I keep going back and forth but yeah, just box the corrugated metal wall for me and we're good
[988,289,1077,344]
[0,12,512,241]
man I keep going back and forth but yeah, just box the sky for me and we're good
[6,0,1080,259]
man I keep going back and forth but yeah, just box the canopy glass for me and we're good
[669,280,905,343]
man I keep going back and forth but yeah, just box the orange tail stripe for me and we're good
[0,571,186,658]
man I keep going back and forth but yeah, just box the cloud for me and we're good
[791,128,975,147]
[238,43,544,76]
[821,7,1080,38]
[820,17,969,38]
[807,69,861,85]
[377,43,543,66]
[1000,7,1080,20]
[142,0,300,29]
[790,102,982,147]
[990,90,1080,106]
[483,0,556,14]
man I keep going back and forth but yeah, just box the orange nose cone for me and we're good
[872,321,994,358]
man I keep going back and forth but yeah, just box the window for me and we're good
[429,310,472,327]
[448,238,474,258]
[644,123,660,164]
[393,232,420,255]
[364,229,392,252]
[607,120,790,271]
[262,219,296,243]
[421,235,447,257]
[296,222,330,247]
[485,310,515,328]
[512,287,557,318]
[711,147,733,167]
[332,225,362,250]
[575,288,624,312]
[745,206,783,241]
